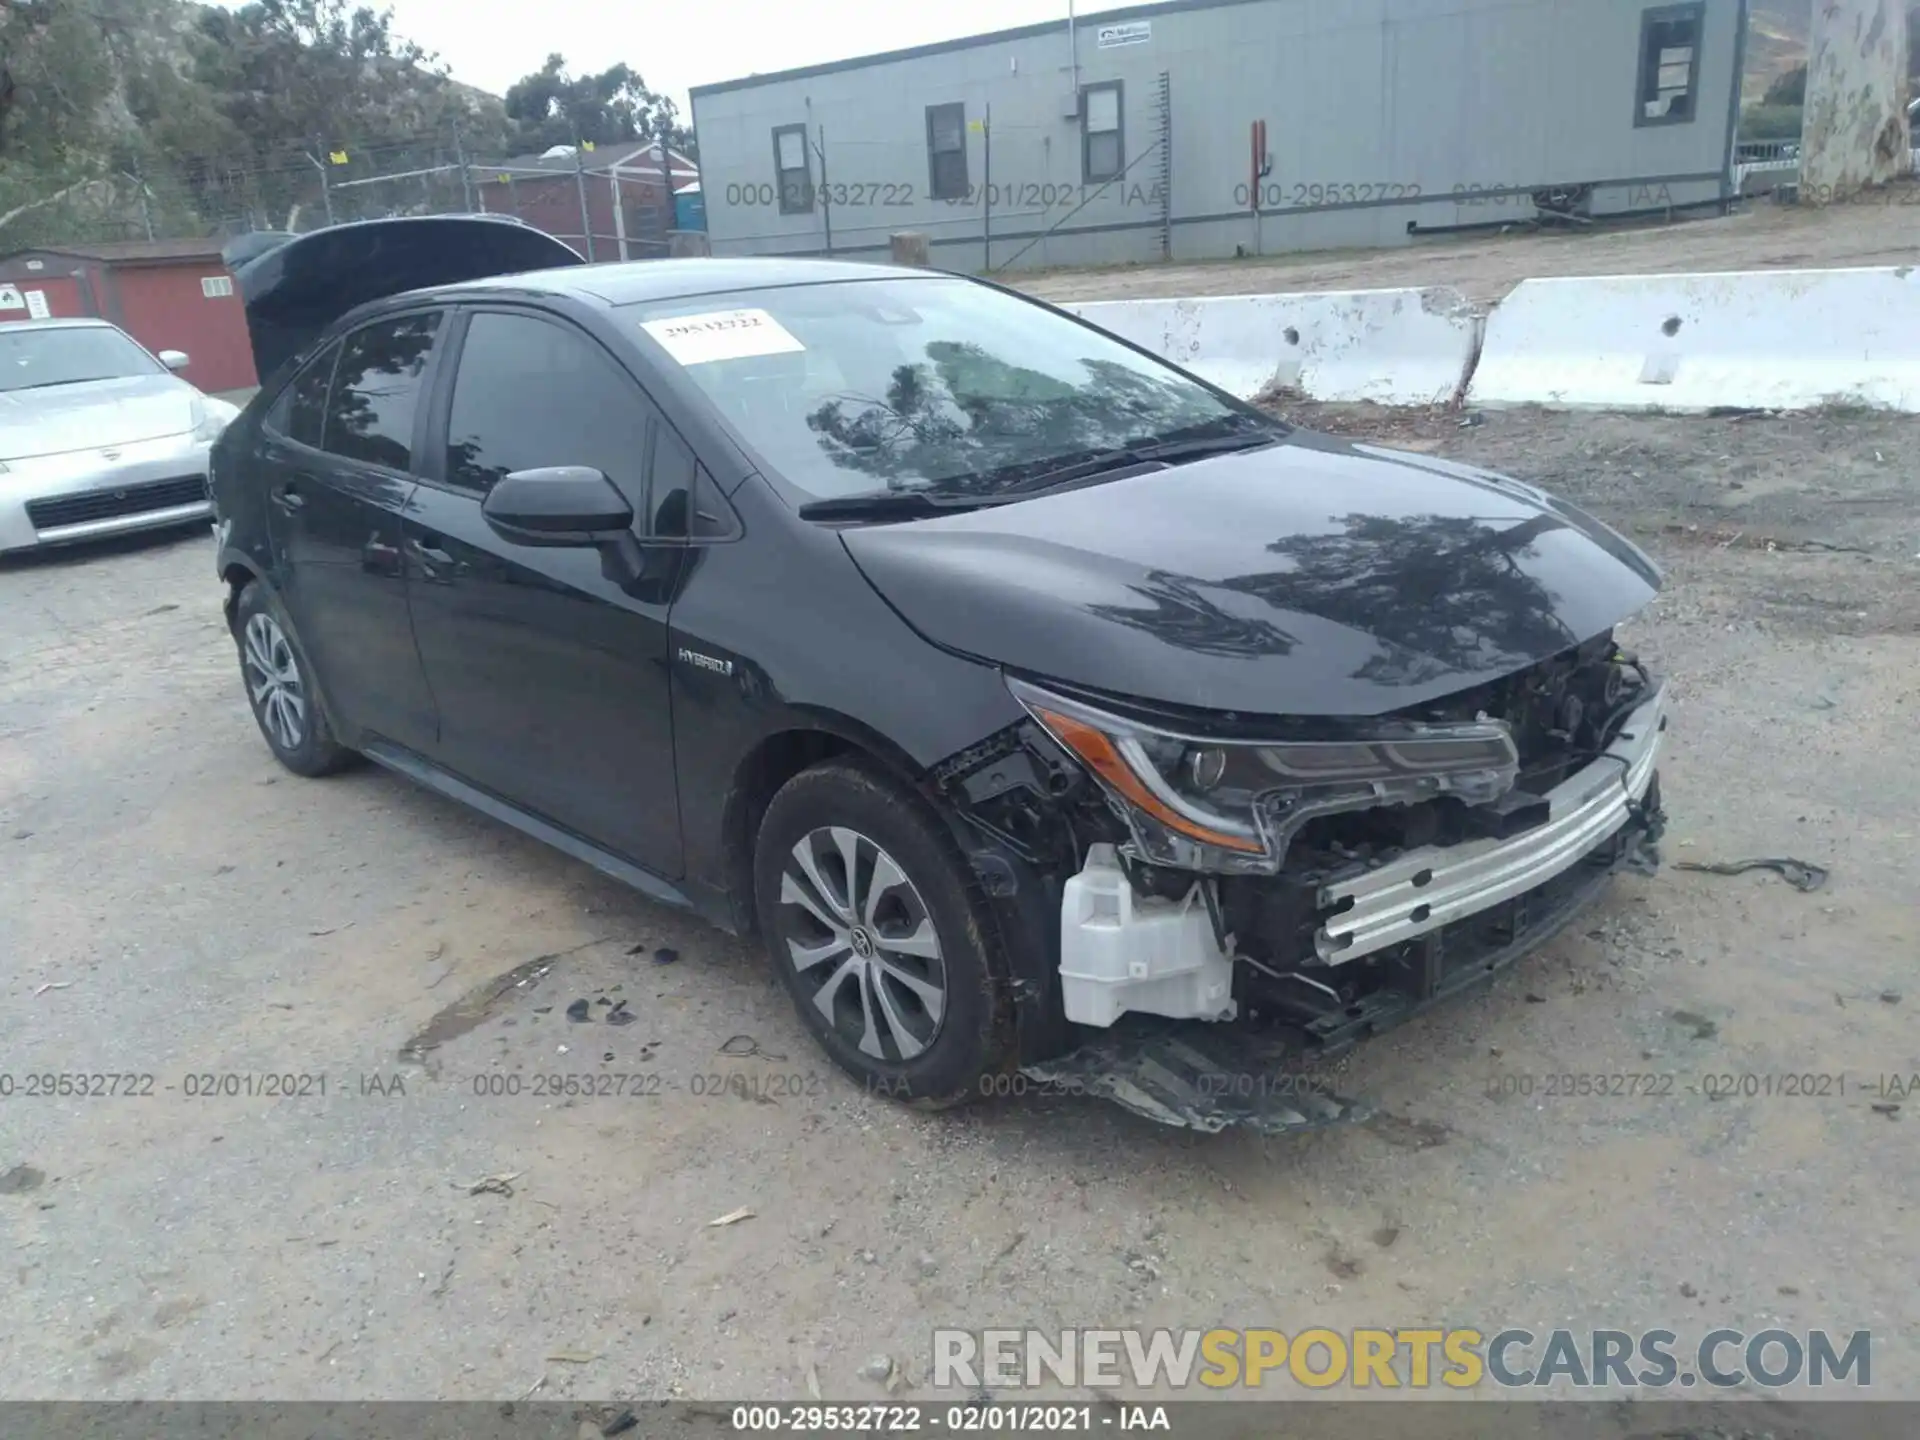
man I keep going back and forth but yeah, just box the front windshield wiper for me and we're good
[796,489,1006,522]
[796,429,1285,521]
[993,429,1282,497]
[1134,431,1283,462]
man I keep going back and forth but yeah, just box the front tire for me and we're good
[753,759,1014,1107]
[233,581,356,777]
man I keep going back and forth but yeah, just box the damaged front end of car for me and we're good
[929,632,1668,1135]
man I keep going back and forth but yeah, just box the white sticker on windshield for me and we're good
[641,308,805,366]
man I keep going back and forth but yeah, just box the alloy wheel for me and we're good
[777,825,948,1061]
[242,611,307,752]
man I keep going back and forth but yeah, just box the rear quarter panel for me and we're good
[209,407,276,595]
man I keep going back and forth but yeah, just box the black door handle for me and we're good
[271,482,306,513]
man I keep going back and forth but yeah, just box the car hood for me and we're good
[235,216,584,383]
[838,430,1662,718]
[0,374,197,460]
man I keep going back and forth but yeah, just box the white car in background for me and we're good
[0,317,240,554]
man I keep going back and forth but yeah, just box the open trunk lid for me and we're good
[233,216,584,383]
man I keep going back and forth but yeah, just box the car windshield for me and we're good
[625,276,1273,501]
[0,325,163,393]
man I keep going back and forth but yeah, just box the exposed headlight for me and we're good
[191,397,240,442]
[1007,676,1521,874]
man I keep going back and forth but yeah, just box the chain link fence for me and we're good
[2,130,698,262]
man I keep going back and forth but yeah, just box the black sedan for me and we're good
[211,217,1667,1128]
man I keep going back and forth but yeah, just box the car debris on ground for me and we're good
[1674,856,1831,892]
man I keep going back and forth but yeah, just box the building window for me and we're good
[1635,4,1703,126]
[1081,81,1123,183]
[201,275,234,298]
[772,124,813,214]
[926,103,969,201]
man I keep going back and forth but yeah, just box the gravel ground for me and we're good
[1015,183,1920,306]
[2,407,1916,1405]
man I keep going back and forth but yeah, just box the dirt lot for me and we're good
[2,407,1917,1406]
[1017,183,1920,306]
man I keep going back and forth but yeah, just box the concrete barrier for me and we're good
[1066,287,1480,406]
[1470,266,1920,412]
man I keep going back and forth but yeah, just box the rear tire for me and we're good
[752,759,1014,1107]
[233,580,356,778]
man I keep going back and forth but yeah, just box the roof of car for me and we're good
[436,255,941,308]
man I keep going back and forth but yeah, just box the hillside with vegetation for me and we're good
[1747,0,1815,103]
[1743,1,1920,140]
[0,0,691,250]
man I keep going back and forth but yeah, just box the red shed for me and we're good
[0,238,257,393]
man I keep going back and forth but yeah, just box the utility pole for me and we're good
[1067,0,1079,97]
[981,106,991,269]
[308,142,335,225]
[131,158,155,241]
[611,159,629,260]
[453,124,475,213]
[658,136,673,251]
[571,122,596,260]
[815,124,831,256]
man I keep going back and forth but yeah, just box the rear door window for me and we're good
[321,312,444,472]
[268,343,339,449]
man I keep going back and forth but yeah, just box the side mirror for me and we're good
[159,349,190,371]
[481,466,634,548]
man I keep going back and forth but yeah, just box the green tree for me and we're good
[504,53,685,152]
[0,0,126,244]
[1740,103,1804,142]
[186,0,509,229]
[191,0,471,149]
[1764,63,1807,106]
[2,0,507,244]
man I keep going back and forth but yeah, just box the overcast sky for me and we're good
[350,0,1113,118]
